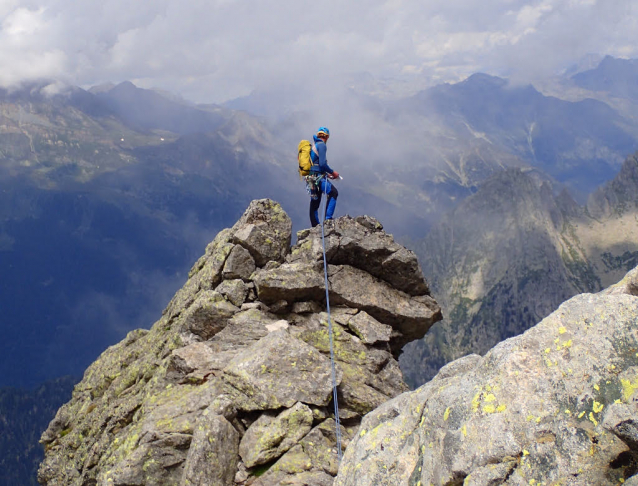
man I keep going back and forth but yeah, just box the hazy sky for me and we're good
[1,0,636,102]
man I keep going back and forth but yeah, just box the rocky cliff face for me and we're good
[38,199,441,486]
[404,154,638,388]
[403,168,599,386]
[336,266,638,485]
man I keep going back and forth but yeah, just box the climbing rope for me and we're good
[319,179,343,462]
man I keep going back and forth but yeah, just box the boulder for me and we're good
[336,289,638,486]
[328,264,441,349]
[209,307,278,351]
[231,199,292,266]
[179,290,239,340]
[238,402,313,467]
[346,310,392,344]
[222,244,256,281]
[215,278,248,307]
[252,419,351,486]
[223,330,339,410]
[181,410,239,486]
[253,262,325,304]
[288,215,429,295]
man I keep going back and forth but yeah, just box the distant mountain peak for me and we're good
[462,72,508,88]
[109,80,139,94]
[572,55,638,100]
[87,82,116,94]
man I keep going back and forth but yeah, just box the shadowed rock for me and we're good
[222,244,256,281]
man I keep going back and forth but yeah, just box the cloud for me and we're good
[0,0,636,101]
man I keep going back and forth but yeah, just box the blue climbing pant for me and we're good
[310,178,338,227]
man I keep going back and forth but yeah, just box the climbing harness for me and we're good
[304,173,324,200]
[318,180,343,462]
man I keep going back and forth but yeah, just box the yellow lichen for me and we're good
[559,326,566,334]
[621,377,638,401]
[443,407,451,421]
[472,391,482,412]
[592,401,604,413]
[589,412,598,426]
[483,404,496,414]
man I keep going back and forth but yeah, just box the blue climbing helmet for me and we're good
[317,126,330,139]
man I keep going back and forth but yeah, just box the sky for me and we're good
[0,0,637,103]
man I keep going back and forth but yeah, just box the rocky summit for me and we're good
[38,199,441,486]
[336,266,638,485]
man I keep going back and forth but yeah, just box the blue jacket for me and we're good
[310,135,334,175]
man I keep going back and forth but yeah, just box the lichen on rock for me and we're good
[335,266,638,486]
[38,199,441,486]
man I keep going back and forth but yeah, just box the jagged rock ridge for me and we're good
[336,266,638,485]
[38,199,441,486]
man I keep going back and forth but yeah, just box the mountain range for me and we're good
[402,150,638,386]
[3,56,638,389]
[2,54,638,483]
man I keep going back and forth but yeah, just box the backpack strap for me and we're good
[311,143,320,168]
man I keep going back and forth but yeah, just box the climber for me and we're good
[307,127,340,228]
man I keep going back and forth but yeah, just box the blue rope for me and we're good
[319,179,343,462]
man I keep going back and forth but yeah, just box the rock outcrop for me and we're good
[336,266,638,485]
[38,199,441,486]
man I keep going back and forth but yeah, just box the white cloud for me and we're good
[0,0,635,101]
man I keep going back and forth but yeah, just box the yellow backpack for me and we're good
[297,140,318,177]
